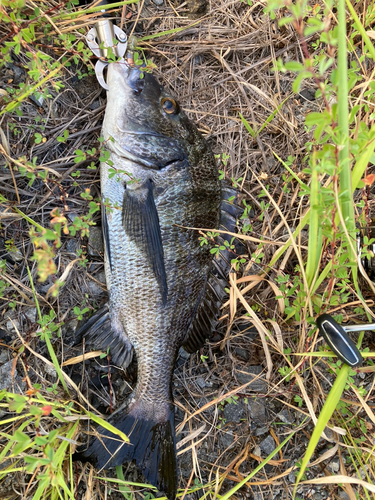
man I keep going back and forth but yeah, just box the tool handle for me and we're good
[316,314,363,368]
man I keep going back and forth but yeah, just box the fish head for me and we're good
[102,62,209,170]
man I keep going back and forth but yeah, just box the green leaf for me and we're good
[294,364,351,492]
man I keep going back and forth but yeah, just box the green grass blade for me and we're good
[257,96,290,136]
[85,411,129,442]
[294,363,351,493]
[239,113,256,137]
[273,150,309,190]
[140,21,202,41]
[337,0,357,279]
[305,152,322,287]
[345,0,375,61]
[26,265,70,395]
[351,126,375,190]
[53,421,79,466]
[219,430,297,500]
[51,1,139,20]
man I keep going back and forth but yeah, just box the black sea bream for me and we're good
[76,61,242,499]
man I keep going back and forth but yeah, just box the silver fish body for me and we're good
[76,61,225,499]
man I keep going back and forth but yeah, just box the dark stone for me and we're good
[259,435,276,456]
[66,238,79,254]
[298,88,316,102]
[219,430,234,449]
[88,226,104,257]
[248,399,267,425]
[223,401,246,423]
[235,323,257,341]
[234,347,249,361]
[254,426,269,436]
[277,408,294,424]
[235,365,267,393]
[0,360,25,393]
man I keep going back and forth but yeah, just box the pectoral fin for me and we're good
[122,179,168,304]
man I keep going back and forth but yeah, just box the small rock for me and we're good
[298,88,316,102]
[338,491,350,500]
[277,408,294,424]
[151,0,163,5]
[87,279,105,297]
[6,318,20,333]
[234,347,249,361]
[5,308,37,333]
[259,435,276,456]
[194,55,204,65]
[5,62,26,84]
[328,460,340,473]
[254,426,269,436]
[288,469,296,483]
[235,366,267,393]
[223,402,246,424]
[236,323,257,341]
[0,360,25,393]
[0,329,11,344]
[220,430,234,449]
[44,364,57,378]
[7,247,23,262]
[248,399,267,425]
[0,350,9,364]
[96,271,106,284]
[88,226,104,257]
[66,238,79,254]
[253,445,261,457]
[178,347,190,360]
[196,377,206,389]
[90,100,100,110]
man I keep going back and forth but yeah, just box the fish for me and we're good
[75,60,244,499]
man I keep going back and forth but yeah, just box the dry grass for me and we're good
[1,0,375,499]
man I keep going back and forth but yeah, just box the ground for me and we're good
[0,0,375,499]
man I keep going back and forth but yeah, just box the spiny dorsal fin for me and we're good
[182,186,246,353]
[122,179,168,304]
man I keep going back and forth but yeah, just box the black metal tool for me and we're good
[315,314,371,368]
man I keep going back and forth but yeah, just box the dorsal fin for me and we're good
[182,186,246,353]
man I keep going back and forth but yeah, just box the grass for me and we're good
[1,0,375,498]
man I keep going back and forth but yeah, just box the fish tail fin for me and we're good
[76,401,177,500]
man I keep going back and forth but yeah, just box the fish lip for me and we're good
[108,138,184,170]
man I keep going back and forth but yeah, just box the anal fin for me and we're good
[122,179,168,304]
[75,304,133,368]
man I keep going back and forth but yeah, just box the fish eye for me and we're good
[161,97,179,115]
